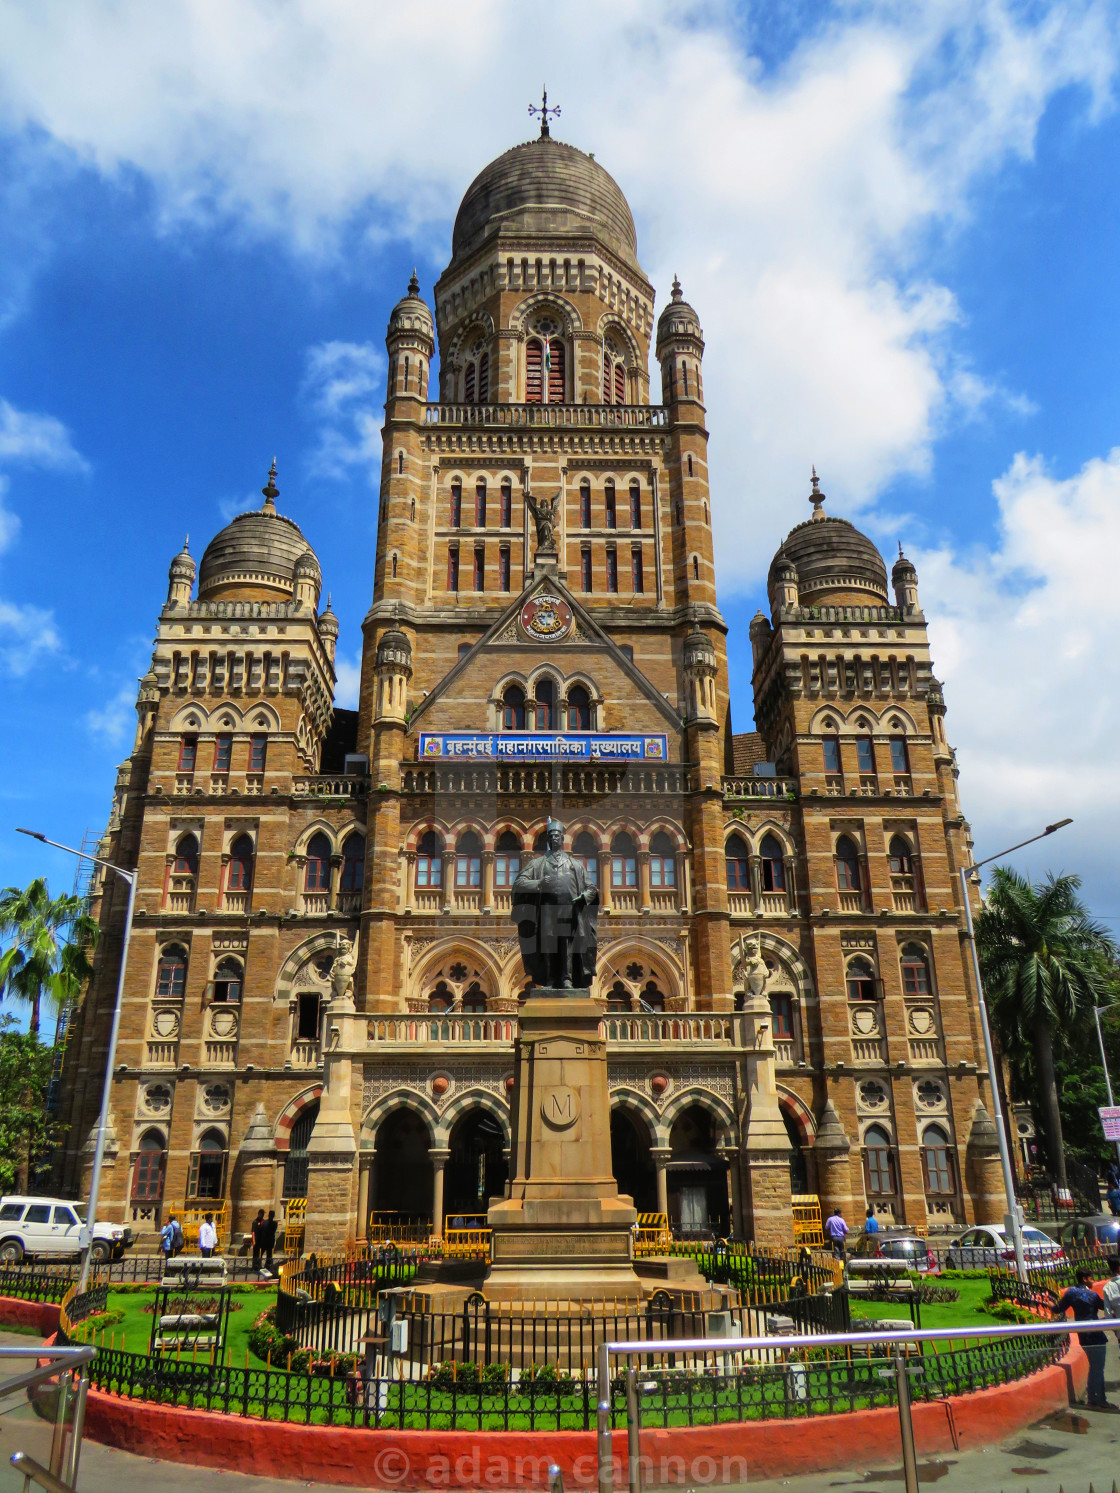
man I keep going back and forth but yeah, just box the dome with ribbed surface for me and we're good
[768,505,888,608]
[198,477,320,602]
[452,137,639,270]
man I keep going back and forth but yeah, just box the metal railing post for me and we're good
[596,1340,613,1493]
[625,1364,641,1493]
[894,1343,919,1493]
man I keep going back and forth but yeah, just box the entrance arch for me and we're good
[781,1106,809,1194]
[610,1107,656,1212]
[667,1105,729,1238]
[374,1109,433,1220]
[445,1109,509,1218]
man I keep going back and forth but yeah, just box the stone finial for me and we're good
[671,275,683,303]
[814,1098,851,1154]
[407,269,420,297]
[262,458,279,511]
[529,86,560,139]
[809,466,826,521]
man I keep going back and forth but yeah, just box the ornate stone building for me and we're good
[56,125,1003,1251]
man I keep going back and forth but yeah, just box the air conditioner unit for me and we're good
[344,754,369,776]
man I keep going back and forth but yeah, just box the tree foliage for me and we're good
[0,878,98,1035]
[0,1016,57,1192]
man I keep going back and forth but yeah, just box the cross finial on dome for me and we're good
[529,86,560,139]
[262,458,279,511]
[809,466,826,521]
[407,268,419,297]
[671,275,683,302]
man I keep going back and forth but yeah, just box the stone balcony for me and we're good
[365,1011,739,1050]
[424,402,668,430]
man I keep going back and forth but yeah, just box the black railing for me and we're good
[65,1282,109,1325]
[0,1265,84,1302]
[73,1327,1065,1429]
[988,1269,1058,1313]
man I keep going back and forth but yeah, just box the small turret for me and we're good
[893,544,919,613]
[167,538,195,607]
[375,625,413,725]
[133,667,160,751]
[682,627,718,724]
[749,610,772,669]
[655,277,705,407]
[318,595,339,664]
[386,272,435,402]
[768,556,799,619]
[293,548,322,610]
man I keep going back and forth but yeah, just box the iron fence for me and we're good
[0,1265,84,1303]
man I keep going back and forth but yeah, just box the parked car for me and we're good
[849,1230,937,1273]
[1058,1214,1120,1255]
[945,1223,1063,1271]
[0,1196,130,1264]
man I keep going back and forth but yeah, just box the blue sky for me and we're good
[1,0,1120,930]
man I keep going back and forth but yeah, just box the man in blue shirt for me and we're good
[1053,1267,1115,1411]
[864,1207,880,1236]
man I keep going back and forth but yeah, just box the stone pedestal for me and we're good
[485,994,640,1301]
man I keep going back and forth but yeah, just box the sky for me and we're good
[0,0,1119,930]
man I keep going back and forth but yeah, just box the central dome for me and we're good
[452,137,639,270]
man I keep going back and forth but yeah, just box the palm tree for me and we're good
[0,879,98,1037]
[977,868,1116,1192]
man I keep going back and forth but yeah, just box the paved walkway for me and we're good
[0,1332,1118,1491]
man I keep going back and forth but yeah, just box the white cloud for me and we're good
[84,682,137,746]
[0,3,1111,580]
[0,477,18,554]
[0,598,60,675]
[0,397,87,471]
[921,447,1120,906]
[333,648,361,711]
[302,341,384,482]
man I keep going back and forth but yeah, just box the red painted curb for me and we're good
[0,1294,61,1338]
[75,1344,1087,1488]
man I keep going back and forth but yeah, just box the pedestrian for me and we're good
[251,1208,267,1273]
[262,1208,278,1272]
[198,1212,218,1258]
[159,1214,176,1261]
[1052,1267,1116,1411]
[171,1214,185,1256]
[824,1207,849,1260]
[864,1206,880,1236]
[1106,1176,1120,1218]
[1102,1256,1120,1347]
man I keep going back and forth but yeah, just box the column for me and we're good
[638,850,652,913]
[356,1154,372,1240]
[430,1147,450,1239]
[329,854,343,912]
[651,1147,671,1219]
[481,851,495,913]
[675,850,688,912]
[720,1145,743,1239]
[598,851,613,912]
[441,851,456,911]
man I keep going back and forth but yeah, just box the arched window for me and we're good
[725,833,750,891]
[429,980,454,1012]
[450,479,462,528]
[341,833,365,892]
[475,479,487,527]
[603,348,612,403]
[226,834,254,893]
[641,979,666,1012]
[155,945,188,999]
[534,678,556,729]
[573,830,598,885]
[283,1102,320,1200]
[650,830,676,888]
[391,553,398,578]
[533,830,549,853]
[901,944,931,997]
[921,1124,954,1195]
[835,835,862,892]
[297,987,323,1041]
[759,833,785,892]
[692,555,699,580]
[173,834,199,877]
[462,981,487,1013]
[864,1125,896,1196]
[566,685,591,730]
[611,832,637,889]
[547,338,565,402]
[464,361,475,403]
[478,352,489,403]
[889,835,913,877]
[131,1131,165,1202]
[500,478,512,528]
[212,957,242,1003]
[502,685,526,730]
[846,956,877,1003]
[178,734,198,772]
[605,481,617,529]
[417,829,443,888]
[769,991,795,1041]
[398,451,404,475]
[614,359,626,405]
[495,829,521,889]
[687,454,693,477]
[607,979,630,1012]
[188,1129,228,1201]
[580,480,592,529]
[304,833,332,893]
[629,480,641,529]
[526,338,544,403]
[455,830,482,889]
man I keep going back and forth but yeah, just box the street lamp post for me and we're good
[1092,1005,1120,1177]
[958,818,1072,1282]
[16,829,137,1292]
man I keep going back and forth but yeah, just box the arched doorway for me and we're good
[667,1106,728,1238]
[610,1108,656,1212]
[283,1101,320,1201]
[781,1106,809,1194]
[374,1109,433,1220]
[445,1110,508,1219]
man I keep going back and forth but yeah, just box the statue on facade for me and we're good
[329,936,357,1007]
[738,935,771,1001]
[525,489,561,551]
[511,819,599,990]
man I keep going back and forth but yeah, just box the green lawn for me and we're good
[69,1285,278,1362]
[848,1273,1009,1331]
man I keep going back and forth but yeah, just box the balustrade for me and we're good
[424,401,667,429]
[369,1015,518,1045]
[337,891,362,915]
[721,776,797,800]
[908,1038,940,1062]
[291,1039,321,1069]
[727,891,751,917]
[851,1038,885,1063]
[203,1039,238,1067]
[223,890,250,914]
[838,891,865,913]
[166,875,195,914]
[773,1038,797,1066]
[602,1015,734,1045]
[292,775,369,799]
[145,1041,177,1066]
[302,892,329,916]
[400,763,692,797]
[649,888,679,913]
[609,888,640,913]
[759,891,788,915]
[364,1013,737,1048]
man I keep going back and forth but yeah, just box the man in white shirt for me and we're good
[198,1213,218,1257]
[1102,1255,1120,1345]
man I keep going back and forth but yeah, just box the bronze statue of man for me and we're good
[511,819,599,990]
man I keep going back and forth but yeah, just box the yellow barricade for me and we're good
[367,1212,432,1244]
[177,1204,228,1251]
[283,1197,307,1257]
[633,1212,672,1255]
[791,1194,825,1248]
[444,1227,492,1260]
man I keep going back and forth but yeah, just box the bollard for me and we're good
[893,1344,919,1493]
[596,1342,613,1493]
[625,1364,641,1493]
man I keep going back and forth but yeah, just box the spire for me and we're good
[528,86,561,139]
[809,466,826,521]
[407,268,419,298]
[671,275,683,303]
[183,535,189,550]
[261,458,279,512]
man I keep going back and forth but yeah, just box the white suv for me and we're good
[0,1197,129,1265]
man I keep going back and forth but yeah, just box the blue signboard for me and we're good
[418,732,668,762]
